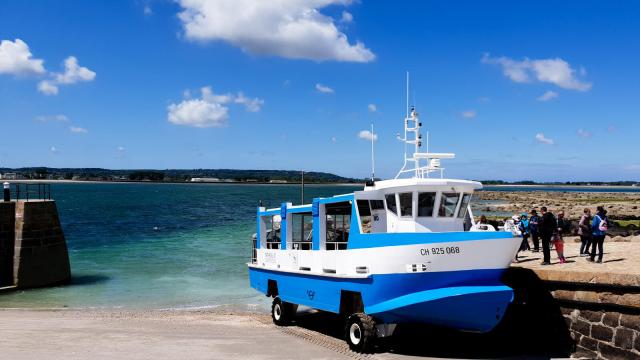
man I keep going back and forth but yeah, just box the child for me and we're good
[554,211,568,263]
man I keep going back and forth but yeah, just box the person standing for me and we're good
[518,214,530,251]
[589,206,608,263]
[578,208,592,256]
[539,206,557,265]
[529,209,540,252]
[554,211,568,263]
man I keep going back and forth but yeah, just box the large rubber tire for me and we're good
[271,297,296,326]
[345,313,376,353]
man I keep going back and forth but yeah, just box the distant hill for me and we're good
[0,167,362,183]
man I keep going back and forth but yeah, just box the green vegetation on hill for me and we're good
[0,167,361,183]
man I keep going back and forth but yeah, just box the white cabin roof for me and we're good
[364,178,482,192]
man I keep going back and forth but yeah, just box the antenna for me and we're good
[370,122,375,181]
[301,171,304,205]
[406,71,409,118]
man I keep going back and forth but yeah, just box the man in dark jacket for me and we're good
[529,209,540,252]
[539,206,557,265]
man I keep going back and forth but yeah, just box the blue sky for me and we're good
[0,1,639,181]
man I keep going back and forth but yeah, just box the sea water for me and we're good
[0,183,637,310]
[0,183,360,310]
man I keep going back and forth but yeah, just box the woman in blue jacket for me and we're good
[589,206,608,263]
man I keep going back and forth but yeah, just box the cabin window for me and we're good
[325,201,351,250]
[291,212,313,250]
[356,200,372,234]
[457,194,472,219]
[265,215,282,249]
[370,200,384,210]
[418,192,436,217]
[385,194,398,215]
[399,192,413,217]
[439,193,460,217]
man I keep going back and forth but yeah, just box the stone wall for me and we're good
[13,200,70,288]
[564,308,639,359]
[0,202,15,286]
[504,267,640,359]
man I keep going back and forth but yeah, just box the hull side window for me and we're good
[291,212,313,250]
[265,215,282,249]
[439,193,460,217]
[325,201,351,250]
[399,192,413,218]
[356,200,372,234]
[418,192,436,217]
[385,194,398,215]
[458,194,472,219]
[370,200,384,210]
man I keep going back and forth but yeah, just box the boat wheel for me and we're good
[345,313,376,353]
[271,297,296,326]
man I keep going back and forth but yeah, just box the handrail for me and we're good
[8,183,52,201]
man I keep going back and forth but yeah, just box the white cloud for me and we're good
[535,133,554,145]
[55,56,96,84]
[368,103,377,112]
[168,86,263,128]
[37,56,96,95]
[234,92,264,112]
[537,90,559,102]
[316,83,334,94]
[69,126,88,134]
[35,114,68,122]
[482,53,591,91]
[331,136,337,143]
[37,80,58,95]
[341,11,353,23]
[50,146,58,154]
[0,39,45,76]
[177,0,375,63]
[117,146,125,151]
[143,5,153,15]
[358,129,377,142]
[577,128,591,138]
[461,110,477,119]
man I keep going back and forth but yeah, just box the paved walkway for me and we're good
[511,240,640,286]
[0,309,546,360]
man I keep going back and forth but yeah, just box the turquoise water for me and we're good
[0,183,360,310]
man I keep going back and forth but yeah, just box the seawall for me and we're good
[506,244,640,359]
[0,200,70,289]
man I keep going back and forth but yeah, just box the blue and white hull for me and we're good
[250,230,520,332]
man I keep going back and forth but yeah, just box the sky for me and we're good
[0,1,639,182]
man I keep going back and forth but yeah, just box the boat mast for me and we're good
[394,73,455,179]
[370,122,375,181]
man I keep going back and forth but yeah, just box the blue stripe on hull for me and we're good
[249,267,513,332]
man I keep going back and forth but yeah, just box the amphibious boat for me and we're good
[248,100,521,352]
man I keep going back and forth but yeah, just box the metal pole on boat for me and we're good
[301,171,304,205]
[371,123,375,181]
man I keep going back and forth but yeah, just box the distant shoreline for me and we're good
[5,179,363,186]
[3,179,639,189]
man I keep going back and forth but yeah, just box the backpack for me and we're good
[597,215,608,232]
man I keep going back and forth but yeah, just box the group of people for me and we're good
[514,206,609,265]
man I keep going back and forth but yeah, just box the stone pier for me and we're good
[508,241,640,359]
[0,200,70,289]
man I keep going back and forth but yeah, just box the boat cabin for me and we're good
[253,178,481,261]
